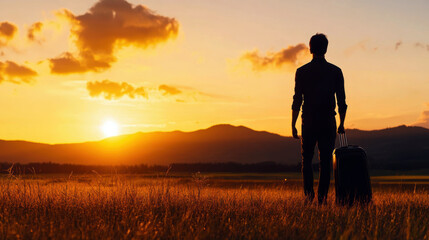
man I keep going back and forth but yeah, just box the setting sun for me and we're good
[101,120,120,138]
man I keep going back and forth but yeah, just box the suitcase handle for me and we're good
[339,133,348,147]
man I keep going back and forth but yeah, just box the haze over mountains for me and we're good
[0,124,428,170]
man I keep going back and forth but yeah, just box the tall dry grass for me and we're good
[0,175,427,239]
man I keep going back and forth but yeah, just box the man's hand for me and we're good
[338,124,345,134]
[292,126,299,139]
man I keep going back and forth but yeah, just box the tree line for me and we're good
[0,161,301,175]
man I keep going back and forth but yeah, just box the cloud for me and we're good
[27,22,43,41]
[414,104,429,129]
[49,52,111,74]
[414,42,429,51]
[50,0,179,74]
[87,79,147,100]
[0,61,38,84]
[0,22,17,40]
[344,40,378,56]
[159,84,181,96]
[415,111,429,128]
[0,22,18,47]
[395,41,402,50]
[86,80,224,102]
[241,44,308,71]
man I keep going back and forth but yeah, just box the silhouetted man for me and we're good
[291,33,347,204]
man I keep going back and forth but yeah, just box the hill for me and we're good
[0,124,428,170]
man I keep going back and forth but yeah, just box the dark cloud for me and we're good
[87,79,147,100]
[86,80,217,102]
[241,44,308,71]
[159,84,181,96]
[395,41,402,50]
[0,22,17,39]
[27,22,43,41]
[50,0,179,74]
[49,52,111,74]
[0,61,38,84]
[0,22,18,47]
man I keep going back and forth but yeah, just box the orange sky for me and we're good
[0,0,428,143]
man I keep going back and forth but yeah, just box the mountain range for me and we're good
[0,124,428,170]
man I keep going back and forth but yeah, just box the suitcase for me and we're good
[333,134,372,205]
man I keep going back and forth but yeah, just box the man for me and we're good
[291,33,347,204]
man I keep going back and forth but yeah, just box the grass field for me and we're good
[0,173,428,239]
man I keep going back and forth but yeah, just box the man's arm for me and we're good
[336,69,347,133]
[292,110,299,138]
[338,111,346,133]
[291,69,302,139]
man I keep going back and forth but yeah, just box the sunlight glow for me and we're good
[101,120,120,137]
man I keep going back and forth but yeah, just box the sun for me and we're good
[100,119,120,137]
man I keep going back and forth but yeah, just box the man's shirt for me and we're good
[292,58,347,123]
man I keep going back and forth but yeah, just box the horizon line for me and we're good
[0,123,427,145]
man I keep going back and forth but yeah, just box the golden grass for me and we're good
[0,175,428,239]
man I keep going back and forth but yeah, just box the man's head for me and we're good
[309,33,328,56]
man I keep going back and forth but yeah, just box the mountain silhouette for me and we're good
[0,124,428,170]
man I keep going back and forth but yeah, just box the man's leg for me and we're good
[317,121,336,204]
[301,126,317,202]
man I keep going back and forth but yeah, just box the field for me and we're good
[0,173,428,239]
